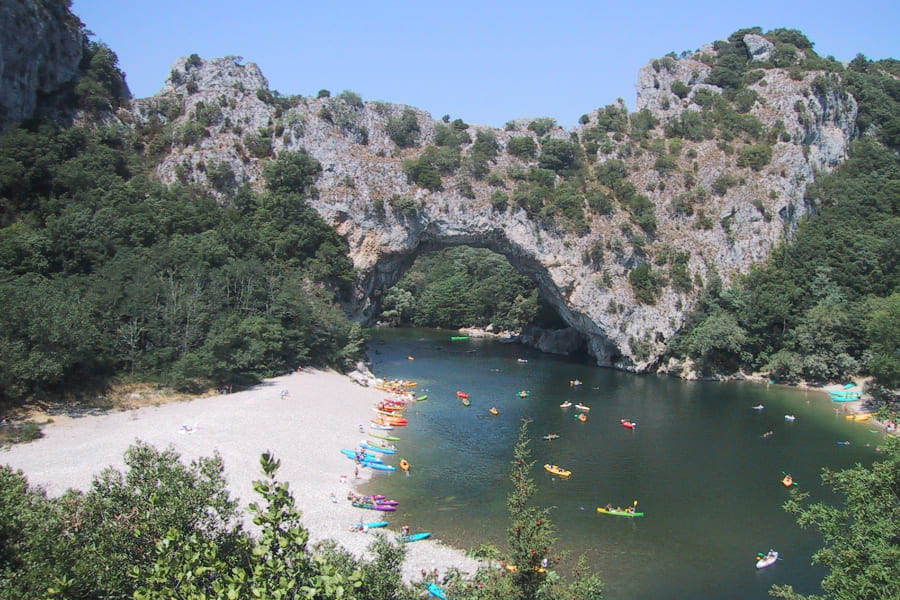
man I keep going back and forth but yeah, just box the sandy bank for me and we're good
[0,369,480,582]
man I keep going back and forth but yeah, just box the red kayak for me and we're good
[620,419,636,429]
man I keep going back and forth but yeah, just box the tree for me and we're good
[770,436,900,600]
[866,293,900,388]
[503,421,603,600]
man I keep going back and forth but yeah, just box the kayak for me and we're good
[575,413,587,422]
[456,391,469,399]
[417,394,428,401]
[461,398,470,406]
[596,507,643,518]
[575,403,590,411]
[756,550,779,569]
[365,462,397,471]
[349,521,389,530]
[620,419,636,429]
[544,464,571,477]
[559,401,572,408]
[352,501,396,511]
[451,335,469,341]
[489,407,499,415]
[370,422,395,430]
[360,442,395,454]
[397,532,431,543]
[370,433,401,441]
[542,433,560,441]
[518,390,530,398]
[427,583,449,600]
[399,458,410,472]
[341,449,383,463]
[782,474,795,487]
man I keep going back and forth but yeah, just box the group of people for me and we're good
[604,503,635,513]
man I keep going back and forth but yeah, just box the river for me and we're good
[360,328,883,599]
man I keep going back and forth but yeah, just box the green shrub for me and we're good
[671,80,691,99]
[737,144,773,170]
[507,135,537,159]
[385,108,420,148]
[527,118,556,137]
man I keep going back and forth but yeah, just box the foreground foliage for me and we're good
[0,435,606,599]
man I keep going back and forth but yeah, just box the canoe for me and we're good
[399,458,410,472]
[397,532,431,543]
[428,583,449,600]
[365,462,397,471]
[370,433,401,441]
[489,407,499,415]
[596,507,643,518]
[360,442,395,454]
[756,550,779,569]
[544,464,571,477]
[352,501,396,511]
[559,401,572,408]
[620,419,636,429]
[341,449,383,463]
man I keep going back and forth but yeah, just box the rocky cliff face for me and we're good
[0,0,84,132]
[126,34,858,372]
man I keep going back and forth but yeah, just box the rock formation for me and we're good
[127,33,859,372]
[0,0,84,132]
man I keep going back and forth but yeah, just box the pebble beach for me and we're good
[0,369,481,582]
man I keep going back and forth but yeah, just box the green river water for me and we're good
[359,328,884,599]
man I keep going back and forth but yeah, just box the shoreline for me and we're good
[0,368,481,582]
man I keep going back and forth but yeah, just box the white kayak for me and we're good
[756,550,779,569]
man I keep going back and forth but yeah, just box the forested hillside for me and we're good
[0,39,365,404]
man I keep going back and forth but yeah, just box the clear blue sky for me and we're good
[71,0,899,128]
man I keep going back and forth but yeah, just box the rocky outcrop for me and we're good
[124,31,860,373]
[0,0,84,132]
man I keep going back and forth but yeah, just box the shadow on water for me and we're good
[361,328,883,600]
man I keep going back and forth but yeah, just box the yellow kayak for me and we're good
[544,464,571,477]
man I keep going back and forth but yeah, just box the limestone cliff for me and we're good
[0,0,84,131]
[126,32,859,373]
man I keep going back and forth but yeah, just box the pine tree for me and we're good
[506,420,557,599]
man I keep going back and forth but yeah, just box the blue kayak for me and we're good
[398,532,431,542]
[360,442,396,454]
[341,449,382,463]
[349,521,388,530]
[428,583,448,599]
[366,461,396,471]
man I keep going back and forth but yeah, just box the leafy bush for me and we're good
[507,135,537,159]
[384,108,420,148]
[527,118,557,137]
[737,143,773,170]
[671,80,691,99]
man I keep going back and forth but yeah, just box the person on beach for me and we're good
[402,525,410,537]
